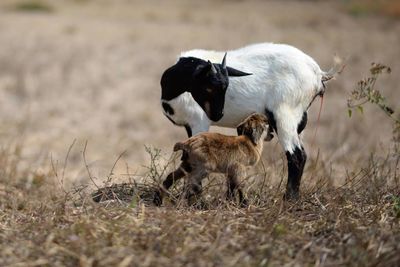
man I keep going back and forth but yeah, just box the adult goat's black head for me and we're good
[161,53,251,122]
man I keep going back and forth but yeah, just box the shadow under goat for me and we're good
[154,113,270,207]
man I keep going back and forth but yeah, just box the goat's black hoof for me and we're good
[239,199,249,208]
[283,189,300,202]
[153,190,163,206]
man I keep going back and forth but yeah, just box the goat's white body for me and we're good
[163,43,326,153]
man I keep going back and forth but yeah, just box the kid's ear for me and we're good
[236,123,244,136]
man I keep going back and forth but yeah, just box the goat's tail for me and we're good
[309,56,345,109]
[321,55,346,84]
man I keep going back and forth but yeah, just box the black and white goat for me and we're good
[160,43,334,199]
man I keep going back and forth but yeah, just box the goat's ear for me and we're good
[193,62,209,79]
[227,67,252,77]
[193,61,217,79]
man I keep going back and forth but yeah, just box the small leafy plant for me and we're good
[347,63,399,145]
[347,63,393,117]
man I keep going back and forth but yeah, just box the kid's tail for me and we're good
[173,141,190,161]
[173,142,185,152]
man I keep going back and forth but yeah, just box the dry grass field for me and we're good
[0,0,399,266]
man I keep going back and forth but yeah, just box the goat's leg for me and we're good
[265,110,307,138]
[153,161,191,206]
[163,161,191,189]
[284,111,308,200]
[285,146,307,200]
[183,167,207,206]
[297,112,308,134]
[274,108,307,200]
[227,165,248,207]
[184,125,192,137]
[188,120,211,138]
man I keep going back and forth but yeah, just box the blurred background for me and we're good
[0,0,398,187]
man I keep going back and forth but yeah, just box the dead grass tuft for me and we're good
[1,140,399,266]
[2,63,399,265]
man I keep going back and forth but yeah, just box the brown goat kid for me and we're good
[154,113,270,207]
